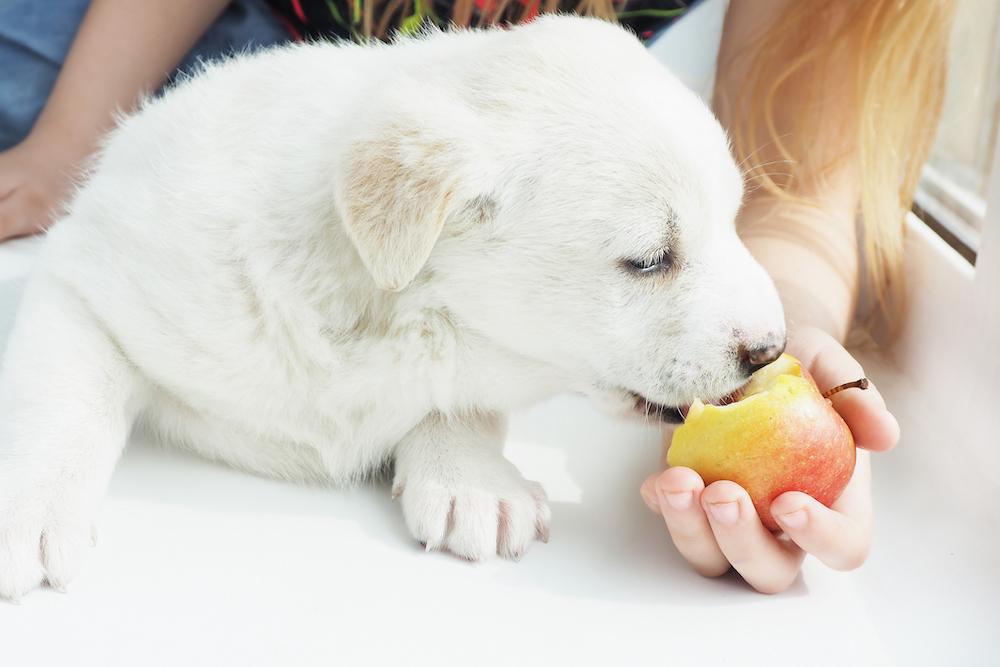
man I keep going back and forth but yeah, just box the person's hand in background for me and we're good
[0,137,85,241]
[0,0,234,243]
[640,325,899,593]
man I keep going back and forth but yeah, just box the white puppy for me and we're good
[0,16,785,599]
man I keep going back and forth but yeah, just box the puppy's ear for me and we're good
[335,125,463,292]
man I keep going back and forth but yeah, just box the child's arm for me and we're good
[716,0,861,343]
[0,0,231,241]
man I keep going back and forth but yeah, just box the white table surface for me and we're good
[1,236,997,667]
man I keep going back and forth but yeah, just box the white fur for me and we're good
[0,16,784,598]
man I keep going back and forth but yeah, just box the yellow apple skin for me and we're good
[666,354,855,531]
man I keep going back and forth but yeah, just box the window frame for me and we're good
[914,0,1000,265]
[891,137,999,450]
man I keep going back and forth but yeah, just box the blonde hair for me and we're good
[721,0,956,324]
[362,0,954,321]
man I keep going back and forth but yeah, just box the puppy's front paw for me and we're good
[393,459,550,562]
[0,489,95,601]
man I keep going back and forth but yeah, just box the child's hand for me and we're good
[640,326,899,593]
[0,139,77,242]
[0,0,236,245]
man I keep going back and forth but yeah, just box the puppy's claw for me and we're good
[444,497,457,541]
[536,519,550,544]
[391,482,405,501]
[496,500,511,555]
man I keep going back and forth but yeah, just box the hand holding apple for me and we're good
[641,325,899,593]
[666,353,864,530]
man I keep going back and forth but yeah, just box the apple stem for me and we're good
[822,377,870,399]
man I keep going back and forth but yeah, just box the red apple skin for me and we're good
[666,355,855,531]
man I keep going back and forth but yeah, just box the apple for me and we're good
[666,353,864,530]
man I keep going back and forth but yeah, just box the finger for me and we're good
[771,450,873,569]
[0,193,43,241]
[829,448,873,520]
[770,494,870,571]
[0,196,23,242]
[804,335,900,452]
[701,481,804,594]
[653,467,730,577]
[640,473,661,512]
[828,380,899,452]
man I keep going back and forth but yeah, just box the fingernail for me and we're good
[707,500,740,525]
[776,508,808,530]
[664,491,693,510]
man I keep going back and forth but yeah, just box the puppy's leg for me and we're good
[0,278,139,599]
[392,412,551,561]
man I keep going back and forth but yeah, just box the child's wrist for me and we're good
[771,280,845,343]
[22,116,102,168]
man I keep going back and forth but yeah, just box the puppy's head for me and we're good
[335,16,786,420]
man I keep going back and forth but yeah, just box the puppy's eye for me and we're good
[624,253,673,275]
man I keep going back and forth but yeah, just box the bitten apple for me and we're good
[666,353,858,530]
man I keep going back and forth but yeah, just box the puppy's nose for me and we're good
[738,339,786,375]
